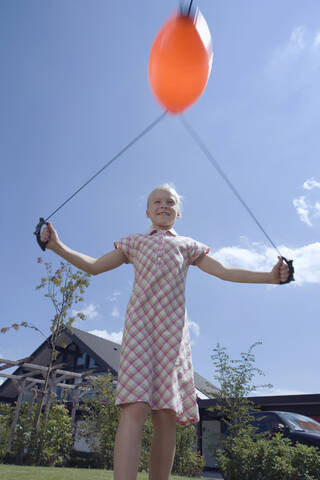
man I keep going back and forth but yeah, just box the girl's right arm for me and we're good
[40,222,126,275]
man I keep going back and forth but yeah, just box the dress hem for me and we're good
[115,400,199,426]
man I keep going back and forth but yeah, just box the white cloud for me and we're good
[293,178,320,226]
[213,242,320,286]
[72,303,99,320]
[293,196,312,226]
[112,306,120,318]
[268,26,306,68]
[289,26,306,53]
[88,329,123,345]
[313,32,320,48]
[264,26,320,98]
[189,320,200,337]
[107,291,121,303]
[214,246,274,271]
[303,177,320,190]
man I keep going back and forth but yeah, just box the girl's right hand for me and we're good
[40,222,60,251]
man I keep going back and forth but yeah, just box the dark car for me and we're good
[249,411,320,449]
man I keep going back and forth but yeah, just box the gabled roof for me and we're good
[194,371,219,398]
[0,327,217,401]
[69,327,121,373]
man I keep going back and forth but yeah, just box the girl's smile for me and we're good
[146,188,180,229]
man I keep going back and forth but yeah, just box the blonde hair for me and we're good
[147,183,183,217]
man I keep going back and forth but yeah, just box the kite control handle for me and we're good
[280,257,295,285]
[34,218,49,251]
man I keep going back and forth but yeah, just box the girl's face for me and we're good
[146,188,180,229]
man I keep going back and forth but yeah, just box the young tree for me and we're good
[208,341,272,438]
[32,259,90,464]
[203,342,271,477]
[32,259,90,431]
[2,258,90,464]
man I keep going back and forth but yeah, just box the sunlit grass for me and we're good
[0,464,205,480]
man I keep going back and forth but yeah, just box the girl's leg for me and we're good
[114,402,151,480]
[149,409,177,480]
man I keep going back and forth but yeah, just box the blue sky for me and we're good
[1,0,319,397]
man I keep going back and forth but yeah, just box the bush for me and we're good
[0,403,15,461]
[0,401,73,466]
[206,342,320,479]
[38,404,74,466]
[172,424,205,477]
[216,431,320,480]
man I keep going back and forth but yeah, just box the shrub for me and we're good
[0,403,15,461]
[39,404,74,466]
[0,401,73,466]
[216,431,320,480]
[172,424,205,477]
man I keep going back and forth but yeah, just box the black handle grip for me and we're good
[280,257,294,285]
[34,218,49,251]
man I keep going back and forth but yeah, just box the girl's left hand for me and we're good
[271,257,290,284]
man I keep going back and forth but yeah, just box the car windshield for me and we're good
[279,412,320,433]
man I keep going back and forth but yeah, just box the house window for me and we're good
[88,356,96,368]
[76,352,87,367]
[76,351,97,369]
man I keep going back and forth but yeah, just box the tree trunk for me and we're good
[32,359,53,431]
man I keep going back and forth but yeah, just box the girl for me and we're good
[40,184,289,480]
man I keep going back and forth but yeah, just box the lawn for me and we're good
[0,464,204,480]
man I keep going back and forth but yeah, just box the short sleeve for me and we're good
[114,235,138,264]
[188,239,210,265]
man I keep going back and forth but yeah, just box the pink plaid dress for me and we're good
[114,228,209,425]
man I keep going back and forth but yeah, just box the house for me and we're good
[0,327,218,403]
[0,327,218,467]
[2,327,320,472]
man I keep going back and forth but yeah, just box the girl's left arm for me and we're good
[195,255,289,284]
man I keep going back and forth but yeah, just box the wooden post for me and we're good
[7,380,25,452]
[26,388,37,422]
[70,386,81,428]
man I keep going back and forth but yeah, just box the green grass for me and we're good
[0,464,204,480]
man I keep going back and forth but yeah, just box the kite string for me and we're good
[44,111,167,222]
[180,115,283,258]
